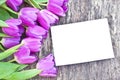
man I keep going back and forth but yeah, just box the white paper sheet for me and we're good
[51,18,114,66]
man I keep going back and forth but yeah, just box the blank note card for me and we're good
[51,18,114,66]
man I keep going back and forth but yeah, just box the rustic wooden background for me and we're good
[32,0,120,80]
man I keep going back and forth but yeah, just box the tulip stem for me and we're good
[28,0,42,9]
[0,43,5,51]
[8,58,15,62]
[23,26,28,29]
[39,3,47,6]
[1,3,18,15]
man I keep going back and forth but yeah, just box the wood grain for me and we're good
[31,0,120,80]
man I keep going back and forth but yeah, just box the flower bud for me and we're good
[22,37,42,52]
[14,46,37,64]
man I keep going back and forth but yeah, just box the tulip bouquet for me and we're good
[0,0,68,79]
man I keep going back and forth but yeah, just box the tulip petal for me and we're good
[19,7,39,27]
[20,7,39,15]
[49,0,64,6]
[37,60,54,71]
[62,0,69,12]
[18,56,37,64]
[41,9,59,24]
[38,11,50,30]
[2,23,21,37]
[20,15,35,27]
[18,25,24,34]
[40,68,57,77]
[12,0,23,6]
[6,0,23,11]
[22,38,42,52]
[36,54,54,71]
[26,25,47,39]
[2,19,22,37]
[14,46,30,57]
[20,7,38,21]
[14,46,37,64]
[6,19,22,26]
[36,54,57,77]
[6,0,18,11]
[47,3,65,16]
[1,37,20,48]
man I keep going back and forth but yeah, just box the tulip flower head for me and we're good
[6,0,23,11]
[2,19,22,37]
[19,7,39,27]
[14,46,37,64]
[1,37,20,48]
[22,37,42,52]
[37,9,59,30]
[47,0,69,16]
[26,25,47,39]
[18,25,25,34]
[47,3,65,16]
[36,54,57,77]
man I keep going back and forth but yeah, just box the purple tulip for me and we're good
[1,37,20,48]
[42,32,49,39]
[49,0,69,12]
[19,15,36,27]
[5,18,22,25]
[47,0,69,16]
[14,46,37,64]
[62,0,69,12]
[18,25,24,34]
[36,54,57,77]
[19,7,39,27]
[37,9,59,30]
[40,67,57,77]
[26,25,47,39]
[2,23,20,37]
[47,3,65,16]
[6,0,23,11]
[22,37,42,52]
[49,0,64,6]
[2,19,22,37]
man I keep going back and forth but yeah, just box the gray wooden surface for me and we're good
[32,0,120,80]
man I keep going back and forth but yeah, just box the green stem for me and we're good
[28,0,42,9]
[1,3,18,15]
[8,58,15,62]
[24,26,28,29]
[0,43,5,51]
[39,3,47,6]
[28,0,36,8]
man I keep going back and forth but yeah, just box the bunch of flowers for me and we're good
[0,0,68,79]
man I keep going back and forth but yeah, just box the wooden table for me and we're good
[32,0,120,80]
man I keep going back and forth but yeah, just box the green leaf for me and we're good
[0,62,20,79]
[29,0,42,9]
[0,8,11,21]
[9,12,18,18]
[7,69,41,80]
[1,3,18,15]
[0,43,23,60]
[0,0,6,5]
[0,33,10,37]
[0,44,5,51]
[0,20,8,27]
[35,0,48,3]
[17,65,28,71]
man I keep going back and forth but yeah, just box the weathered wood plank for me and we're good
[31,0,120,80]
